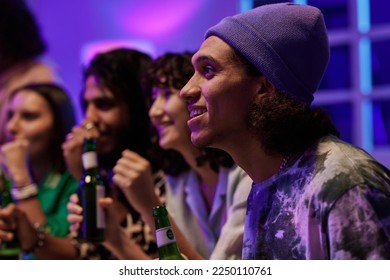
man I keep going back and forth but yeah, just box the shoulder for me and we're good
[313,136,390,194]
[223,164,252,204]
[299,136,390,217]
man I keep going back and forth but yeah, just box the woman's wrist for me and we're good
[9,169,32,188]
[23,223,47,253]
[11,183,38,201]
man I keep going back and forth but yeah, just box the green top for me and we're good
[1,171,78,259]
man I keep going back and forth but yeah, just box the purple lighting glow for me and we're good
[115,0,206,37]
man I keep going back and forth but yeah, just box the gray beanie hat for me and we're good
[205,2,329,104]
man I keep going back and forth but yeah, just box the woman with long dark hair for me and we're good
[0,83,77,259]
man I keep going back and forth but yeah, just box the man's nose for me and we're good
[180,75,200,105]
[85,104,99,122]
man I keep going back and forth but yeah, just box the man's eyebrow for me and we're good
[83,96,115,103]
[193,55,218,66]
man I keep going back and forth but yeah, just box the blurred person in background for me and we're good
[0,0,61,145]
[62,48,164,259]
[0,83,77,259]
[68,52,252,260]
[0,48,163,260]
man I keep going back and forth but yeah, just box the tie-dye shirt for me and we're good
[242,136,390,259]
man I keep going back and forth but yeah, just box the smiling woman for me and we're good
[0,83,77,259]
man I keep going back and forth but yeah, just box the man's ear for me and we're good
[257,75,276,95]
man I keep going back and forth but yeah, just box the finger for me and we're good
[66,133,74,141]
[83,122,95,130]
[69,193,79,204]
[70,223,80,232]
[0,230,14,242]
[61,139,80,153]
[115,156,149,173]
[71,126,86,139]
[0,203,17,217]
[67,194,82,214]
[113,166,139,183]
[112,162,135,177]
[98,197,113,208]
[0,219,16,231]
[81,120,100,138]
[121,149,146,162]
[67,213,83,224]
[112,173,134,189]
[67,201,83,215]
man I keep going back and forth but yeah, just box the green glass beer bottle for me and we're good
[77,137,105,243]
[153,205,184,260]
[0,170,21,259]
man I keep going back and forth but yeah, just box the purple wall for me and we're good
[27,0,240,119]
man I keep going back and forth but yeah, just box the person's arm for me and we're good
[0,140,46,224]
[112,150,204,260]
[103,226,152,260]
[0,203,78,259]
[327,185,390,259]
[67,195,154,260]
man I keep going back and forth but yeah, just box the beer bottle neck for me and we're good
[153,205,184,260]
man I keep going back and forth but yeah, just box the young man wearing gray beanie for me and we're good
[180,2,390,259]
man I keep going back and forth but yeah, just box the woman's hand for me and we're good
[0,140,33,187]
[0,204,37,250]
[66,193,124,248]
[112,150,161,219]
[66,193,83,234]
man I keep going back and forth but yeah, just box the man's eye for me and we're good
[94,100,116,111]
[203,65,215,78]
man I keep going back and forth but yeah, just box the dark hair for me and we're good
[230,47,260,77]
[8,83,76,172]
[145,52,234,176]
[230,46,339,156]
[0,0,46,75]
[247,91,339,156]
[81,48,156,168]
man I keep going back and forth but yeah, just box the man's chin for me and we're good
[190,133,209,148]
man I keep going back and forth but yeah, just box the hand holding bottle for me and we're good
[76,136,105,243]
[66,193,83,234]
[67,193,122,248]
[0,204,37,252]
[0,204,17,243]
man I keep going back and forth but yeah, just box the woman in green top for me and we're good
[0,83,77,258]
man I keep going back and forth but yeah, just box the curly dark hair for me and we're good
[247,91,339,156]
[145,52,234,176]
[81,48,157,169]
[7,83,76,172]
[0,0,46,75]
[228,47,339,156]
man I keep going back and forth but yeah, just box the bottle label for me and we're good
[96,185,106,229]
[156,226,176,247]
[82,152,98,170]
